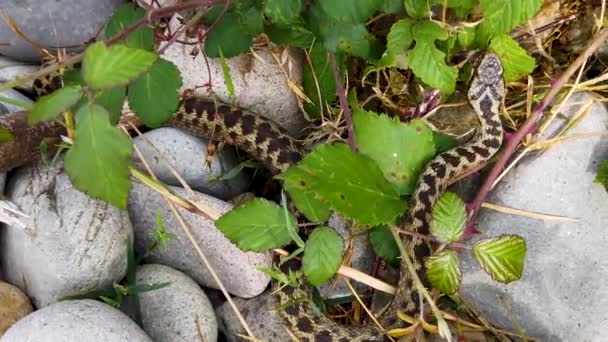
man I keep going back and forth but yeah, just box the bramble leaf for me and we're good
[278,143,406,226]
[386,18,414,56]
[594,160,608,191]
[490,34,536,81]
[65,104,132,209]
[29,85,82,124]
[409,21,458,94]
[477,0,543,45]
[319,0,383,23]
[83,42,157,89]
[283,181,331,222]
[369,225,400,267]
[430,192,467,243]
[303,43,336,117]
[204,11,253,58]
[0,126,12,142]
[95,87,126,125]
[473,234,527,283]
[353,109,435,195]
[215,198,296,252]
[303,226,344,286]
[263,0,303,26]
[425,250,461,294]
[105,3,153,50]
[128,59,182,127]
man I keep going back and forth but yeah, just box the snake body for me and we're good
[34,53,504,341]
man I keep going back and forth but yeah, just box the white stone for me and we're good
[0,57,39,91]
[0,299,152,341]
[160,15,307,135]
[132,127,249,200]
[0,159,132,307]
[128,182,272,298]
[0,89,32,114]
[136,264,217,342]
[459,92,608,341]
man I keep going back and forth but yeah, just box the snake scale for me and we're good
[34,53,505,341]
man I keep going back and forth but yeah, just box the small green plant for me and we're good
[595,160,608,191]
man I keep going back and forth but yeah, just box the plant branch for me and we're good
[329,52,358,152]
[467,28,608,224]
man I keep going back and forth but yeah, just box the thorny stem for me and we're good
[467,28,608,226]
[329,52,358,152]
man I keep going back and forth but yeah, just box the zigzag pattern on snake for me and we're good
[34,53,505,341]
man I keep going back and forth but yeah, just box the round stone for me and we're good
[0,281,33,336]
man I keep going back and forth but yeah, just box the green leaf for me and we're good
[430,192,467,243]
[489,34,536,81]
[409,21,458,94]
[302,226,344,286]
[457,26,476,49]
[263,0,303,26]
[425,250,462,294]
[386,18,414,56]
[0,126,13,142]
[322,22,382,60]
[303,43,336,117]
[433,132,459,153]
[477,0,543,46]
[354,110,435,195]
[277,143,406,226]
[369,225,399,267]
[65,104,132,209]
[96,86,126,125]
[594,160,608,191]
[218,51,236,99]
[128,59,182,127]
[473,234,527,283]
[204,11,253,58]
[83,42,157,90]
[382,0,403,13]
[284,181,331,222]
[215,198,296,252]
[265,24,315,48]
[104,3,153,50]
[404,0,428,18]
[319,0,383,23]
[236,0,264,35]
[29,85,82,124]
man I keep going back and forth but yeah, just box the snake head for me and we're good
[475,53,504,85]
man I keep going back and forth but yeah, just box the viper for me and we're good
[33,52,505,341]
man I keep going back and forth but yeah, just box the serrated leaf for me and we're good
[303,43,336,117]
[277,143,406,226]
[204,11,253,58]
[409,22,457,94]
[369,225,399,267]
[594,160,608,191]
[457,26,476,49]
[65,104,132,209]
[0,126,13,142]
[83,42,157,90]
[236,0,264,34]
[128,59,182,127]
[319,0,383,23]
[430,192,467,243]
[284,180,331,222]
[215,198,296,252]
[263,0,303,26]
[425,250,462,294]
[96,87,126,125]
[477,0,543,45]
[473,234,526,283]
[354,110,435,195]
[404,0,428,18]
[29,85,82,124]
[382,0,403,13]
[105,3,153,50]
[433,132,459,154]
[303,226,344,286]
[265,24,315,48]
[489,34,536,81]
[386,18,414,56]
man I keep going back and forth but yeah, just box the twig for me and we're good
[467,28,608,224]
[328,52,358,152]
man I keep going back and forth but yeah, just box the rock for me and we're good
[128,182,272,298]
[0,281,33,336]
[216,291,290,342]
[0,299,151,341]
[459,92,608,341]
[0,57,39,92]
[0,89,33,114]
[319,214,375,300]
[0,159,132,307]
[0,0,126,62]
[160,15,307,136]
[135,264,218,342]
[132,128,249,200]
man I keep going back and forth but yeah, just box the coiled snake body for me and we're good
[34,53,504,341]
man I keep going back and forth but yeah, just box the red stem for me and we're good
[329,52,358,152]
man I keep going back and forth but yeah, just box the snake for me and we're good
[33,53,505,341]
